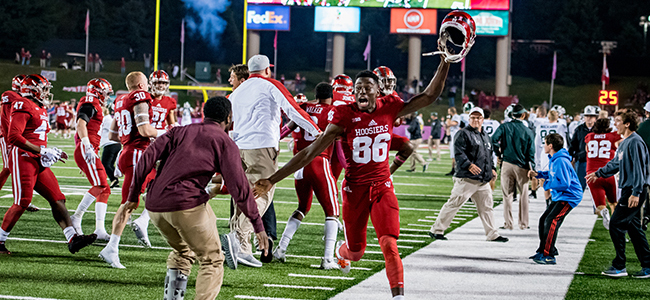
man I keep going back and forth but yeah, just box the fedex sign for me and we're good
[247,5,290,31]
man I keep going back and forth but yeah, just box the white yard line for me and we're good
[288,273,355,281]
[0,296,68,300]
[262,284,334,291]
[235,296,308,300]
[309,265,372,271]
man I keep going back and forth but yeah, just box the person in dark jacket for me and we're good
[528,133,583,265]
[428,112,442,161]
[429,107,508,242]
[406,113,428,172]
[492,104,536,230]
[569,106,599,190]
[587,111,650,278]
[636,102,650,230]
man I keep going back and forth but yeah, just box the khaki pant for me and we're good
[409,138,427,170]
[428,137,441,160]
[431,177,500,240]
[150,203,224,300]
[231,147,278,254]
[500,161,530,229]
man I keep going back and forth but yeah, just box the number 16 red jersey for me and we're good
[585,132,620,174]
[328,94,404,184]
[114,90,152,149]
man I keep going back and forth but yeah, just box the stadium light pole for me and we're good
[641,16,650,55]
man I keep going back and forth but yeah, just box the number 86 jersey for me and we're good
[114,90,153,149]
[328,94,404,184]
[585,132,620,174]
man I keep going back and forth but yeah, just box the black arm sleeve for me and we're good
[76,103,97,123]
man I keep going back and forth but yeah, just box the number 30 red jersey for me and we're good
[10,98,50,149]
[151,95,177,130]
[76,95,105,149]
[292,102,334,158]
[114,90,152,149]
[585,132,620,174]
[328,94,404,184]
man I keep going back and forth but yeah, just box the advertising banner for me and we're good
[390,9,437,34]
[314,7,360,33]
[248,0,509,10]
[247,5,291,31]
[467,10,509,36]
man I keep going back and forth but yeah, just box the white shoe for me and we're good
[94,230,111,242]
[335,240,351,274]
[601,208,610,230]
[237,253,262,268]
[130,221,151,247]
[70,215,83,235]
[99,246,125,269]
[320,257,339,270]
[273,247,286,263]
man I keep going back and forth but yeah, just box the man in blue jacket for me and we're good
[528,133,582,265]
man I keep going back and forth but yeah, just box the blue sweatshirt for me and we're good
[535,148,583,208]
[595,132,650,197]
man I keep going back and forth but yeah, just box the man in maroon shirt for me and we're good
[125,96,268,300]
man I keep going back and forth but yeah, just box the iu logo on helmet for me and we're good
[404,10,424,29]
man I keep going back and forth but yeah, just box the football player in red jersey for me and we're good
[0,74,97,255]
[585,118,621,230]
[54,101,73,138]
[273,83,341,269]
[99,72,159,268]
[69,78,114,241]
[329,74,355,180]
[0,75,25,191]
[149,70,177,130]
[374,66,416,173]
[255,58,450,299]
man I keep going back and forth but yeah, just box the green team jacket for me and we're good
[491,119,536,170]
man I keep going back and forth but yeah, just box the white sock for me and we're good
[108,234,121,249]
[279,215,302,251]
[324,218,339,259]
[0,229,10,242]
[63,226,76,242]
[393,295,404,300]
[74,192,96,218]
[95,202,108,233]
[135,209,150,228]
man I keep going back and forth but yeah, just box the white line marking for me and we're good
[365,250,400,255]
[373,238,425,243]
[418,219,435,223]
[398,234,429,238]
[406,224,432,227]
[235,296,308,300]
[263,284,334,291]
[285,254,383,263]
[366,243,413,249]
[400,228,429,232]
[0,296,68,300]
[288,273,355,280]
[310,265,372,271]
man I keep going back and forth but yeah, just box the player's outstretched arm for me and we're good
[134,102,158,138]
[390,140,413,174]
[254,123,343,197]
[108,118,119,142]
[398,57,450,118]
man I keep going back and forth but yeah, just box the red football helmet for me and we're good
[331,74,353,93]
[373,66,397,95]
[86,78,114,106]
[294,93,308,103]
[20,74,53,105]
[12,74,26,92]
[435,10,476,63]
[149,70,170,97]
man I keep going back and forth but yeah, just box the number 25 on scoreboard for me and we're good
[598,90,618,105]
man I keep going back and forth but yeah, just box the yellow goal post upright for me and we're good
[153,0,249,101]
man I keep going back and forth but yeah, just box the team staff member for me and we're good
[587,111,650,278]
[228,54,320,268]
[635,101,650,230]
[126,96,267,300]
[427,112,442,161]
[430,107,508,243]
[406,113,428,172]
[445,107,461,176]
[569,106,599,190]
[492,104,535,230]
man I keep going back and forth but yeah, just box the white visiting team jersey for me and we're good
[534,120,568,170]
[459,113,470,128]
[482,119,500,137]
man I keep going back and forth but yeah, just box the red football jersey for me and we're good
[332,91,355,107]
[75,95,105,149]
[1,90,21,137]
[56,104,69,122]
[292,102,334,158]
[151,95,177,129]
[10,98,50,149]
[585,132,620,173]
[328,94,405,184]
[114,90,153,149]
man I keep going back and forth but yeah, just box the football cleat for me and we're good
[335,240,351,274]
[99,246,126,269]
[68,233,97,254]
[320,257,339,270]
[26,203,40,212]
[273,247,286,263]
[70,215,83,235]
[94,230,111,242]
[0,241,11,254]
[221,232,239,270]
[130,221,151,248]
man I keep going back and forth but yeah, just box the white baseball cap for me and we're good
[247,54,274,72]
[644,101,650,113]
[469,107,484,117]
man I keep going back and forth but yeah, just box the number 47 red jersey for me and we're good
[585,132,620,174]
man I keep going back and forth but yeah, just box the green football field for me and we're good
[0,135,648,299]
